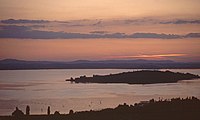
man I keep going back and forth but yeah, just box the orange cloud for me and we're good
[110,54,186,59]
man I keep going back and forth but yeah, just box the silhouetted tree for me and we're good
[69,110,74,114]
[26,105,30,115]
[12,107,24,116]
[47,106,50,115]
[54,111,60,115]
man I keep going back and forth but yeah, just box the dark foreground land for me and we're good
[1,97,200,120]
[66,70,200,84]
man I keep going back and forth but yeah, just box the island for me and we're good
[66,70,200,84]
[1,97,200,120]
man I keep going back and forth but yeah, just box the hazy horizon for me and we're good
[0,57,183,62]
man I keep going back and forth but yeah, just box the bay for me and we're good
[0,69,200,115]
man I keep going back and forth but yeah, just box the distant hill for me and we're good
[0,59,200,70]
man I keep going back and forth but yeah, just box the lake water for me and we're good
[0,69,200,115]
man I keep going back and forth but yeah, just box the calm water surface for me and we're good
[0,69,200,115]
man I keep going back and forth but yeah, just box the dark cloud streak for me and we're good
[90,31,108,34]
[160,20,200,24]
[1,19,49,24]
[0,25,200,39]
[129,33,182,39]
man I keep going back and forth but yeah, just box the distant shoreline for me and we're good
[1,59,200,70]
[1,68,200,70]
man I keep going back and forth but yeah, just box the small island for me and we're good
[66,70,200,84]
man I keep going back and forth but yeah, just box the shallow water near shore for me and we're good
[0,69,200,115]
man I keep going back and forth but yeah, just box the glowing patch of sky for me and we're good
[0,39,199,62]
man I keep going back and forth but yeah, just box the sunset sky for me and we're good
[0,0,200,62]
[0,0,200,20]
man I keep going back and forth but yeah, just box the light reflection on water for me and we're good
[0,69,200,115]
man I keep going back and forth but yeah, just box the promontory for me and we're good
[66,70,200,84]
